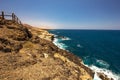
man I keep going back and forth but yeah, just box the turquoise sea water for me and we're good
[49,30,120,79]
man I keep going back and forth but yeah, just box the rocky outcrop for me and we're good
[24,24,54,42]
[0,20,94,80]
[0,38,22,52]
[0,23,32,53]
[97,73,114,80]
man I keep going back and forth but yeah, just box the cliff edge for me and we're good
[0,16,95,80]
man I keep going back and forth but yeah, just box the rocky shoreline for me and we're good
[44,30,115,80]
[0,19,113,80]
[24,24,95,79]
[25,25,113,80]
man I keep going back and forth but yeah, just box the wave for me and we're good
[96,59,110,68]
[61,37,71,41]
[77,44,83,48]
[88,65,120,80]
[83,57,120,79]
[83,57,110,68]
[53,38,68,50]
[53,35,71,50]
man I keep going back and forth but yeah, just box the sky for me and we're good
[0,0,120,29]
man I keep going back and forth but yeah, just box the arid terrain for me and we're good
[0,17,113,80]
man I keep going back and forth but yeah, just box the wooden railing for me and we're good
[0,11,22,24]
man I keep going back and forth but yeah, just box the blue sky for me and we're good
[0,0,120,29]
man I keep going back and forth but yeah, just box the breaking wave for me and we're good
[96,59,110,68]
[88,65,120,80]
[53,37,69,50]
[77,44,83,48]
[83,57,120,80]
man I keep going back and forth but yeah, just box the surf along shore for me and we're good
[0,17,113,80]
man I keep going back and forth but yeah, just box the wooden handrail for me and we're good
[0,11,22,24]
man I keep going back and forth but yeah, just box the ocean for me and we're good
[49,29,120,80]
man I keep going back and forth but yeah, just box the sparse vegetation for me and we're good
[0,14,97,80]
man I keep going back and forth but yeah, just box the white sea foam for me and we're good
[53,35,71,50]
[93,72,102,80]
[88,65,120,80]
[53,38,68,50]
[83,56,120,80]
[77,44,83,48]
[61,37,71,41]
[96,59,110,68]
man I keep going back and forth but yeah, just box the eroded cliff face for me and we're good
[0,21,94,80]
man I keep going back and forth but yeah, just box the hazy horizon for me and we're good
[0,0,120,29]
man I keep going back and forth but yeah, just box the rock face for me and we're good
[0,20,94,80]
[24,24,54,42]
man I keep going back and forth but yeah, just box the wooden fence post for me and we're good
[12,13,15,22]
[19,21,22,24]
[17,17,19,23]
[1,11,4,20]
[15,15,16,23]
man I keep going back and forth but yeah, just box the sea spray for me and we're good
[89,65,120,80]
[53,37,68,50]
[93,72,102,80]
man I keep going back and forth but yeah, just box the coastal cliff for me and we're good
[0,19,112,80]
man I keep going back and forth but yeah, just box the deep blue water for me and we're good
[49,30,120,75]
